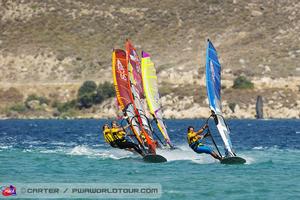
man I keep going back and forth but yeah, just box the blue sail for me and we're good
[205,39,235,157]
[206,40,222,114]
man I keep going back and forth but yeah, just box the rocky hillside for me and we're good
[0,0,299,119]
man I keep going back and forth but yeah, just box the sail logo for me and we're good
[130,50,139,62]
[1,185,16,196]
[130,54,138,62]
[130,51,141,73]
[117,60,127,81]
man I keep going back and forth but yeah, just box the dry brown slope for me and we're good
[0,0,299,84]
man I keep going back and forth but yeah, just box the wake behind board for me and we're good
[220,156,246,164]
[143,154,167,163]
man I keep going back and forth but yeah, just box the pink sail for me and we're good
[126,39,144,98]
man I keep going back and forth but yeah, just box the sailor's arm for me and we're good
[195,129,204,135]
[123,124,130,130]
[196,124,209,135]
[116,124,130,132]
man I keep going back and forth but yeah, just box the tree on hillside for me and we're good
[78,81,97,97]
[95,81,115,103]
[25,94,50,109]
[77,81,97,108]
[77,81,115,108]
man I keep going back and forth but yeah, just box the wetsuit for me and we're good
[111,128,144,156]
[187,131,213,154]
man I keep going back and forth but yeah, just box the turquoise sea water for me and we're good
[0,119,299,199]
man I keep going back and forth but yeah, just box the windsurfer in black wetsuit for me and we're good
[108,121,145,156]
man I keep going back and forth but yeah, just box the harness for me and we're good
[111,128,126,142]
[103,129,118,147]
[189,139,204,150]
[106,135,114,143]
[103,130,113,142]
[187,130,206,150]
[187,132,203,144]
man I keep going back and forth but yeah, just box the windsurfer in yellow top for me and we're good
[103,123,117,147]
[102,121,144,156]
[187,124,222,161]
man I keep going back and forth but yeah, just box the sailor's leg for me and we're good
[118,140,144,156]
[194,145,220,160]
[114,140,126,149]
[211,151,222,161]
[125,141,144,156]
[193,145,211,154]
[109,142,118,148]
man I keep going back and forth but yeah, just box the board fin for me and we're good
[143,154,167,163]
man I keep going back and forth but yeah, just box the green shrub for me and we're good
[77,81,115,108]
[55,100,77,113]
[95,82,115,103]
[77,81,98,108]
[100,81,115,99]
[31,5,38,10]
[51,100,60,108]
[39,97,50,105]
[26,94,38,102]
[78,94,95,108]
[25,94,50,108]
[9,103,27,113]
[232,76,254,89]
[93,92,104,104]
[59,109,77,119]
[78,81,97,97]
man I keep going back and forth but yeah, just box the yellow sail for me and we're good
[141,51,172,147]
